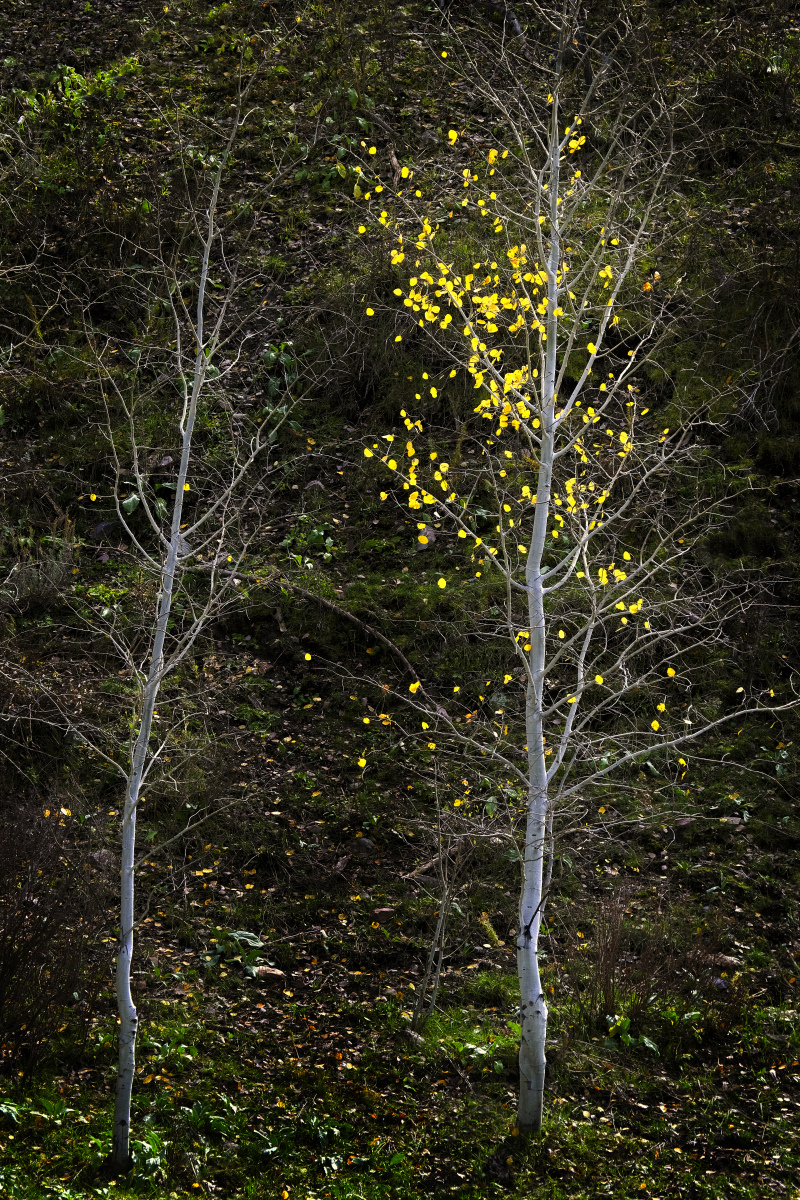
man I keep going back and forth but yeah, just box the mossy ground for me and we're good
[1,647,799,1197]
[1,783,799,1199]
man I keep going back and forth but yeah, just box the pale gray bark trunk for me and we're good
[516,92,561,1135]
[109,183,218,1171]
[110,537,179,1168]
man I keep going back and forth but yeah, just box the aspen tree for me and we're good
[355,6,793,1134]
[0,12,325,1157]
[1,100,307,1168]
[102,124,300,1169]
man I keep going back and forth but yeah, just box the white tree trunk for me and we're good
[516,459,552,1132]
[111,779,139,1168]
[516,831,549,1131]
[516,100,561,1134]
[517,450,552,1132]
[110,535,181,1169]
[109,207,216,1169]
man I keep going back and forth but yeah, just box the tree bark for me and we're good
[516,92,561,1134]
[110,485,184,1169]
[109,174,219,1170]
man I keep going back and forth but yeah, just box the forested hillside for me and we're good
[1,1,800,1197]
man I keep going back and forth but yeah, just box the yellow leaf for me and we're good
[667,667,676,677]
[595,675,604,685]
[587,342,597,354]
[366,308,375,316]
[358,757,366,767]
[651,719,660,731]
[184,483,190,491]
[364,448,374,457]
[437,577,446,588]
[409,681,420,693]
